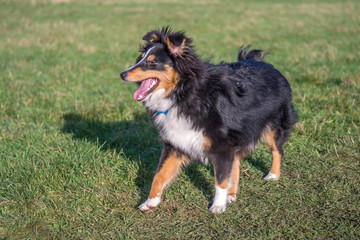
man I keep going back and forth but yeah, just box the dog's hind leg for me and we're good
[139,145,188,212]
[262,127,283,180]
[263,103,297,180]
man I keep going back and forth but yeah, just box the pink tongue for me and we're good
[133,78,158,101]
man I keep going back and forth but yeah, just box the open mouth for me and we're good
[133,78,159,101]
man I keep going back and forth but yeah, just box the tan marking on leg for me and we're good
[262,126,276,149]
[148,152,187,198]
[211,164,232,213]
[262,127,282,178]
[214,166,230,189]
[270,150,282,178]
[216,178,229,189]
[228,154,241,199]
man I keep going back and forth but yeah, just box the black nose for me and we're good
[120,71,127,80]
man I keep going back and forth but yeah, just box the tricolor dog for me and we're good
[120,27,297,213]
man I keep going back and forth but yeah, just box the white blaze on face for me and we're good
[124,46,156,72]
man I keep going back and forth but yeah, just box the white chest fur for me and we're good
[145,90,208,163]
[156,109,208,163]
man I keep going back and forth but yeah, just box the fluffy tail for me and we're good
[237,45,267,62]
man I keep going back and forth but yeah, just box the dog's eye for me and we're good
[147,61,157,66]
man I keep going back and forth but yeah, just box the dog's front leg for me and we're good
[139,144,188,212]
[209,149,238,214]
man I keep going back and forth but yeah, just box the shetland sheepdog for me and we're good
[120,27,297,214]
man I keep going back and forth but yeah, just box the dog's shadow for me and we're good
[61,112,215,205]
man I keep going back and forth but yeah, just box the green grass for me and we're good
[1,0,359,239]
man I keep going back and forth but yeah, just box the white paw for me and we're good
[209,185,228,214]
[138,196,161,213]
[209,204,227,214]
[263,172,279,181]
[227,195,236,204]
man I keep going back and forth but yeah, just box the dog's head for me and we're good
[120,27,203,102]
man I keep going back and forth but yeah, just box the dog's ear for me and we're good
[165,32,190,57]
[142,30,162,43]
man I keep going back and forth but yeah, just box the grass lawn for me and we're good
[1,0,359,239]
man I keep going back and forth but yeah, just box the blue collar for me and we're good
[156,109,169,115]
